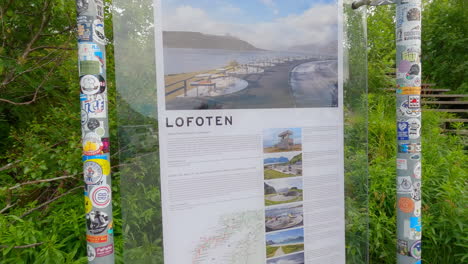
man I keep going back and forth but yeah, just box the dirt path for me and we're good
[274,246,285,257]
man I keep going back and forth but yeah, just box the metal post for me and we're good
[352,0,422,262]
[76,0,115,263]
[395,0,422,262]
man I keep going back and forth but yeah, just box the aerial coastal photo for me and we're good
[161,0,338,110]
[265,203,303,232]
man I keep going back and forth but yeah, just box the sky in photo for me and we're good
[266,227,304,243]
[263,127,302,148]
[265,177,303,190]
[162,0,338,50]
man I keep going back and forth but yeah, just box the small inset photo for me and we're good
[264,152,302,180]
[266,228,304,258]
[266,251,305,264]
[265,203,303,232]
[265,177,303,206]
[263,128,302,153]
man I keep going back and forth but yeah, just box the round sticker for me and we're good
[83,132,103,156]
[95,126,105,137]
[84,195,93,214]
[80,75,106,95]
[86,211,110,234]
[91,185,111,208]
[398,197,415,213]
[93,19,106,45]
[87,118,100,131]
[398,60,411,73]
[410,240,422,259]
[84,161,103,185]
[87,244,96,261]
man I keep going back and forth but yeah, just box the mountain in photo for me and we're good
[264,156,289,164]
[163,31,263,51]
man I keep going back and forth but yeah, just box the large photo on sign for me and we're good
[160,0,338,110]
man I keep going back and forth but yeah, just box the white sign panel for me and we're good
[154,1,345,263]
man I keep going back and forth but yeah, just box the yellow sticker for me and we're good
[84,196,93,213]
[401,87,421,95]
[87,158,111,175]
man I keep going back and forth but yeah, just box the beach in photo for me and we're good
[263,128,302,153]
[266,252,305,264]
[264,152,302,179]
[265,203,303,233]
[266,228,304,258]
[161,1,338,110]
[264,177,303,206]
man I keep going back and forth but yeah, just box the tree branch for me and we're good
[29,46,76,53]
[8,174,80,191]
[0,242,44,249]
[0,55,63,105]
[20,186,83,218]
[0,160,21,172]
[20,1,52,60]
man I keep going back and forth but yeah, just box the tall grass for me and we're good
[367,93,467,263]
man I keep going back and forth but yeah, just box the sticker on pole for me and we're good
[87,244,96,261]
[397,122,410,140]
[80,75,106,95]
[410,240,422,259]
[90,184,111,208]
[398,197,414,213]
[397,176,412,193]
[95,244,114,258]
[86,211,110,234]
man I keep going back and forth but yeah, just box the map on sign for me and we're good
[192,210,264,264]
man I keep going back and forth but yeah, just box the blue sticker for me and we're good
[410,217,422,232]
[398,122,410,140]
[399,143,410,153]
[82,154,109,162]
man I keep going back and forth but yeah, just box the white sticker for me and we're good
[408,95,420,108]
[87,244,96,261]
[408,118,421,139]
[397,176,413,193]
[90,184,111,208]
[414,201,421,217]
[397,159,408,170]
[413,161,422,179]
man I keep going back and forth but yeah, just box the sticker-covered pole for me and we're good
[76,0,115,263]
[395,0,422,262]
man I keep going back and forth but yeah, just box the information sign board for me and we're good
[154,1,346,263]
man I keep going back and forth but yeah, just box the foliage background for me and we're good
[0,0,466,263]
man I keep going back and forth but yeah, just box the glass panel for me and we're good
[113,1,368,263]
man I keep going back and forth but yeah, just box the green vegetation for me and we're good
[281,244,304,255]
[264,169,297,179]
[0,0,466,263]
[289,153,302,165]
[264,169,290,179]
[266,245,278,258]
